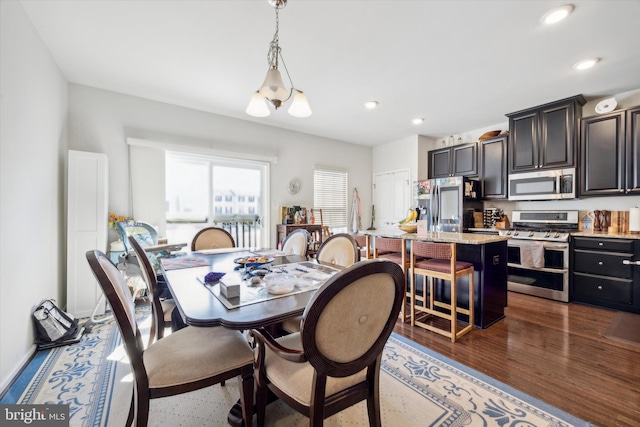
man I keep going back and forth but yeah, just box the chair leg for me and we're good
[366,363,382,427]
[135,388,150,427]
[239,367,254,427]
[126,393,134,427]
[255,384,268,427]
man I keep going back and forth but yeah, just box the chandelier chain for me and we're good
[267,6,280,69]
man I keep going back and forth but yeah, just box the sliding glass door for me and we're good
[165,152,269,248]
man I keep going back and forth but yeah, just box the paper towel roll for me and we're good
[629,208,640,232]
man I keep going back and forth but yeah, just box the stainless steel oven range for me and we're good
[498,210,578,302]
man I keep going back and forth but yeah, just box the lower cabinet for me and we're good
[571,236,640,313]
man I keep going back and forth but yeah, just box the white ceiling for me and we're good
[19,0,640,147]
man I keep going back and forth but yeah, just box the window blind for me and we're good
[314,168,348,228]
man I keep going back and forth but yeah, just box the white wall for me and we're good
[0,1,68,389]
[68,84,373,247]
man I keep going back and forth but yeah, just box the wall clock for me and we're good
[288,178,301,194]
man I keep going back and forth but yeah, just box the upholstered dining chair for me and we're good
[410,241,474,342]
[250,259,404,427]
[128,236,175,346]
[86,249,254,427]
[191,226,236,251]
[315,233,360,267]
[281,229,310,256]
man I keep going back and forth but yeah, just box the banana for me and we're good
[399,209,417,225]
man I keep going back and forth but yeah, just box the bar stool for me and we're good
[373,236,410,322]
[352,234,371,259]
[410,241,474,342]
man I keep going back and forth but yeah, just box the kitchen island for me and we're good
[360,230,509,329]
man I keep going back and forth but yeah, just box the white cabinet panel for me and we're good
[373,170,410,229]
[66,150,108,318]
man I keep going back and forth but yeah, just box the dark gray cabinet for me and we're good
[579,105,640,196]
[507,95,585,173]
[571,236,640,313]
[479,136,508,199]
[428,142,477,178]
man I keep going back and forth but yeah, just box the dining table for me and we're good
[160,247,340,331]
[159,247,343,426]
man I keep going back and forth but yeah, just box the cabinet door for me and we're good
[480,136,508,199]
[509,111,538,172]
[452,143,478,176]
[626,106,640,193]
[580,111,626,196]
[429,148,452,178]
[539,102,575,169]
[373,170,410,228]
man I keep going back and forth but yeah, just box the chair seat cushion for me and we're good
[264,333,366,407]
[281,315,302,334]
[414,258,473,274]
[376,253,405,266]
[144,326,253,388]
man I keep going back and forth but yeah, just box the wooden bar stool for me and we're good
[373,236,411,322]
[410,241,474,342]
[352,234,371,259]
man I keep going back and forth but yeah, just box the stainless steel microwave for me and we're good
[508,168,576,201]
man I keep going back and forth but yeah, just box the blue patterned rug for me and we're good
[2,308,591,427]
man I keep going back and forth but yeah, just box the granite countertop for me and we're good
[571,230,640,240]
[359,229,509,245]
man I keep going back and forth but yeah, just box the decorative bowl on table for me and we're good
[263,273,296,295]
[398,222,418,233]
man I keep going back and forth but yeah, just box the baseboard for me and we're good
[0,344,37,400]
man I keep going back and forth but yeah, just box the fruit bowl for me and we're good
[398,222,418,233]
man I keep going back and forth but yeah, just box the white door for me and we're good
[66,150,108,317]
[373,170,410,229]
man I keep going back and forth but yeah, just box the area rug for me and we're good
[2,308,591,427]
[604,311,640,347]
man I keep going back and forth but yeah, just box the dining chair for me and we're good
[250,259,404,427]
[85,249,254,427]
[128,236,175,346]
[315,233,360,267]
[281,233,361,334]
[372,236,411,322]
[281,228,310,256]
[191,226,236,251]
[410,241,474,342]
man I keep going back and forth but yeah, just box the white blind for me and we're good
[314,168,348,228]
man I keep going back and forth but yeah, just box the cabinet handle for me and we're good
[598,242,604,246]
[622,260,640,265]
[597,285,603,290]
[598,261,603,265]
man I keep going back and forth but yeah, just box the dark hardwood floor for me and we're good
[393,291,640,427]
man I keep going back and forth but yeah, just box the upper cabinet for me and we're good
[506,95,585,174]
[580,105,640,196]
[428,142,477,178]
[479,136,508,200]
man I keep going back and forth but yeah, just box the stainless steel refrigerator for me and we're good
[414,176,482,232]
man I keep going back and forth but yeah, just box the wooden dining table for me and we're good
[160,248,331,330]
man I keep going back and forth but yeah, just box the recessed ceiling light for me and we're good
[573,58,599,70]
[541,4,574,25]
[364,101,378,109]
[412,118,424,125]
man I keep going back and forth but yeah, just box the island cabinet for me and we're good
[580,105,640,196]
[507,95,585,173]
[428,142,477,178]
[479,135,508,199]
[571,236,640,313]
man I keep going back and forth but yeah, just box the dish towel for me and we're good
[519,242,545,268]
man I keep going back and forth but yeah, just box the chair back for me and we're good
[316,233,360,267]
[412,241,452,260]
[281,229,310,256]
[86,250,147,385]
[191,227,236,251]
[128,236,166,345]
[300,259,404,377]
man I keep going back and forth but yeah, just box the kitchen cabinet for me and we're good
[373,170,410,228]
[428,142,477,178]
[579,105,640,196]
[571,236,640,313]
[479,135,508,199]
[507,95,585,173]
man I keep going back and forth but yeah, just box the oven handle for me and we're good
[507,240,567,250]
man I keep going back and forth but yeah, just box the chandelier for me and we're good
[246,0,312,118]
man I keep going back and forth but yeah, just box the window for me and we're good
[314,168,348,230]
[165,152,268,247]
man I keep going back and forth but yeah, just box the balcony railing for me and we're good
[213,214,261,248]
